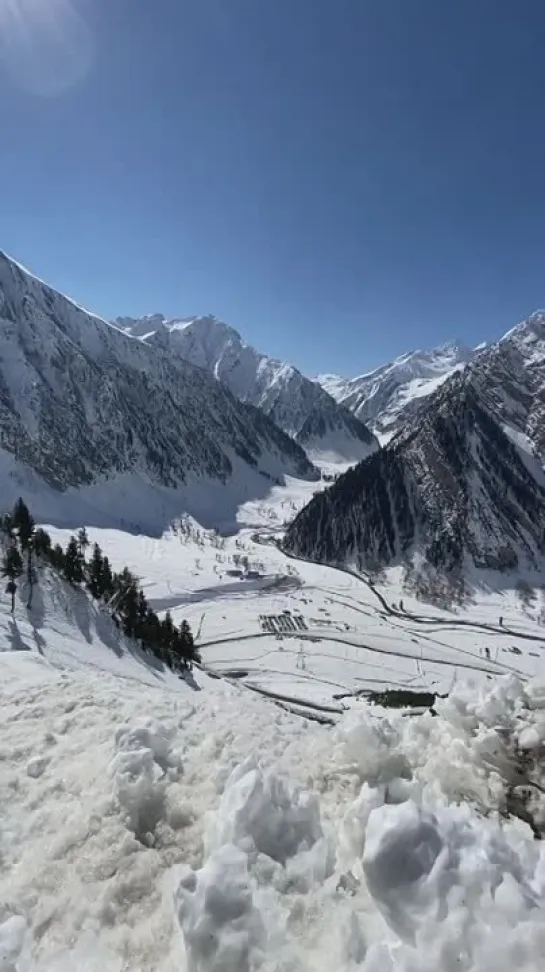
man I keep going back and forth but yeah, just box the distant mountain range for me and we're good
[116,314,378,463]
[4,246,545,589]
[285,313,545,586]
[0,252,318,532]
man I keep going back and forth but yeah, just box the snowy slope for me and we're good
[117,314,379,463]
[3,473,545,968]
[0,252,318,532]
[3,566,545,971]
[0,557,192,695]
[318,341,477,441]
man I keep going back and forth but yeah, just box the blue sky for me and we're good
[1,0,544,376]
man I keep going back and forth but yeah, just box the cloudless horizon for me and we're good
[1,0,545,377]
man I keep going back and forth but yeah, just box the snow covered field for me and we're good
[3,476,545,969]
[40,473,545,716]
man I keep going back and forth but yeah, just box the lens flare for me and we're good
[0,0,94,96]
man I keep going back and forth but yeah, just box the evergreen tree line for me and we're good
[1,499,200,673]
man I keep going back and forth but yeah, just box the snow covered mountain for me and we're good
[285,314,545,584]
[469,312,545,465]
[116,314,379,463]
[0,252,318,531]
[318,341,477,441]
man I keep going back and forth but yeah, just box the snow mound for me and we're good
[175,844,266,972]
[206,766,323,866]
[363,798,545,968]
[111,719,182,839]
[334,706,410,785]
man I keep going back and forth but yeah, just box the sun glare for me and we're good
[0,0,94,96]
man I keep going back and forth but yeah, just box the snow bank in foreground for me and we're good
[173,674,545,972]
[3,667,545,970]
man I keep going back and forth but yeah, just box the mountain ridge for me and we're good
[317,340,478,441]
[116,313,379,463]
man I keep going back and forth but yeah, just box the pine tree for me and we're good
[113,567,138,597]
[87,543,105,599]
[33,528,52,559]
[170,623,192,671]
[2,544,23,613]
[77,527,90,560]
[153,611,173,667]
[168,626,182,669]
[119,581,139,638]
[141,606,161,654]
[179,619,196,668]
[100,554,114,600]
[64,536,85,584]
[136,589,149,639]
[12,498,33,540]
[12,498,35,607]
[50,543,65,571]
[0,512,14,536]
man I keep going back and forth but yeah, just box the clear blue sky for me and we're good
[1,0,544,376]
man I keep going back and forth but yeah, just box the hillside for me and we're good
[117,313,379,463]
[0,557,180,694]
[0,253,317,533]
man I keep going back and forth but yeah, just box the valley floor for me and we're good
[42,475,545,718]
[2,475,545,970]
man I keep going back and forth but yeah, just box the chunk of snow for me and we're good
[517,726,544,751]
[115,720,181,777]
[363,797,543,954]
[338,782,391,873]
[363,800,447,942]
[26,755,49,779]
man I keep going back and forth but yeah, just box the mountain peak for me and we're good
[501,310,545,351]
[318,339,476,441]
